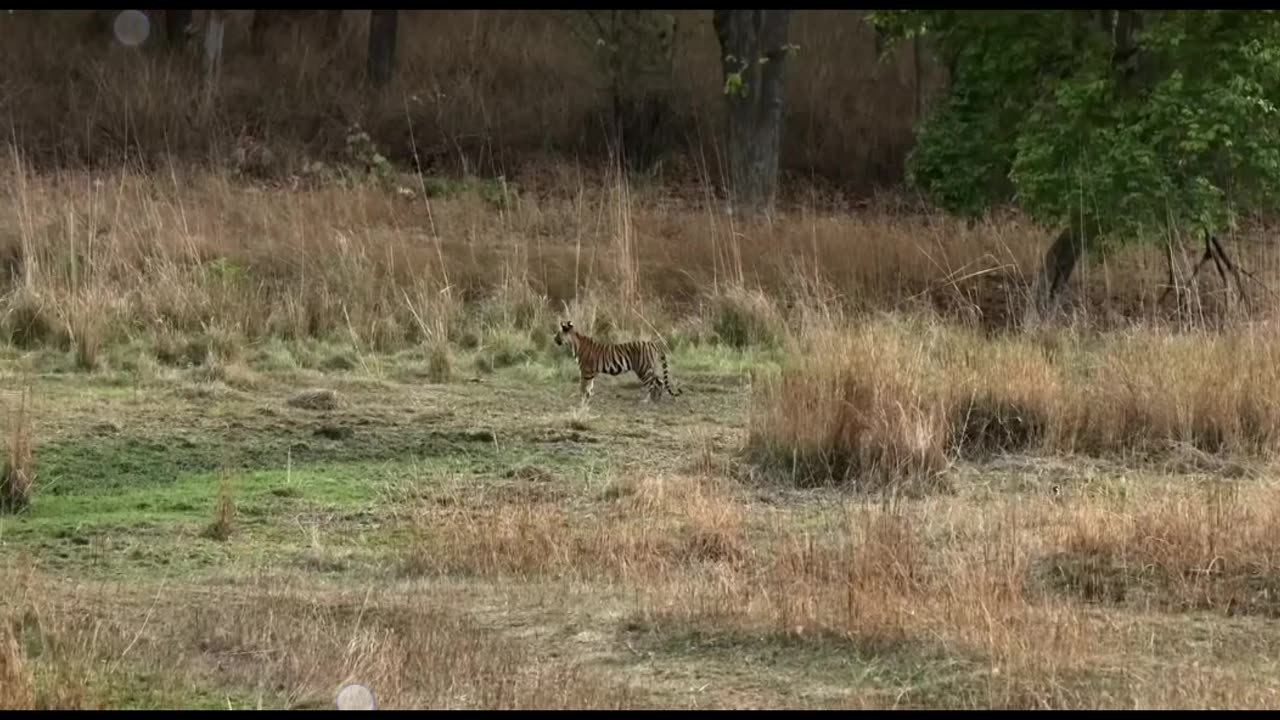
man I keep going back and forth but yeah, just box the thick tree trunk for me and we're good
[912,35,922,121]
[251,10,346,56]
[1113,10,1143,85]
[1023,225,1085,328]
[83,10,113,37]
[367,10,398,89]
[713,9,791,216]
[323,10,344,44]
[165,9,192,51]
[201,10,226,116]
[250,9,280,55]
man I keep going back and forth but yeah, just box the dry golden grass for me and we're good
[404,473,747,583]
[396,472,1173,708]
[423,340,456,383]
[390,460,1280,709]
[1050,481,1280,616]
[640,497,1098,703]
[202,475,237,542]
[0,622,36,711]
[5,152,1271,371]
[1,390,35,514]
[747,318,1280,489]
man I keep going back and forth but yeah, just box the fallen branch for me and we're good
[1156,233,1262,315]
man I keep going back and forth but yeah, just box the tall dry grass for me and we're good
[1,389,35,513]
[747,316,1280,487]
[399,473,1104,708]
[409,474,1071,645]
[403,473,747,583]
[399,466,1280,708]
[0,622,36,710]
[1050,480,1280,616]
[6,148,1271,370]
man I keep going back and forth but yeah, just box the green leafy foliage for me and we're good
[721,44,801,99]
[871,10,1280,252]
[722,55,747,98]
[343,124,394,184]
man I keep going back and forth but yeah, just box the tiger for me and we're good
[554,320,683,404]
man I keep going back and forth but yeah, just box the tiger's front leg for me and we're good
[578,376,595,404]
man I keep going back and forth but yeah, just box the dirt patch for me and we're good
[1031,551,1280,617]
[505,465,558,483]
[287,388,340,410]
[313,424,354,441]
[538,431,599,445]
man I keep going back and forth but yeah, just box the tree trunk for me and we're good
[912,35,922,122]
[323,10,344,44]
[201,10,226,117]
[1113,10,1143,85]
[165,9,192,51]
[82,9,116,45]
[713,9,791,216]
[367,10,398,89]
[252,10,345,56]
[251,9,279,55]
[1023,225,1085,328]
[608,10,624,164]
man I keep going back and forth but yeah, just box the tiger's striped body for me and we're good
[554,321,683,403]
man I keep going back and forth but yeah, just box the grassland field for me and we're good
[4,163,1280,709]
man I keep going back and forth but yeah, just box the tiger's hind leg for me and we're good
[634,366,660,404]
[637,366,665,404]
[646,382,664,403]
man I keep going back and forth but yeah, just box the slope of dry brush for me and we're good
[0,10,939,192]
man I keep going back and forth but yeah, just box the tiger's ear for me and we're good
[563,321,573,330]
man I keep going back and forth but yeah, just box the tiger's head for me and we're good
[554,320,577,349]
